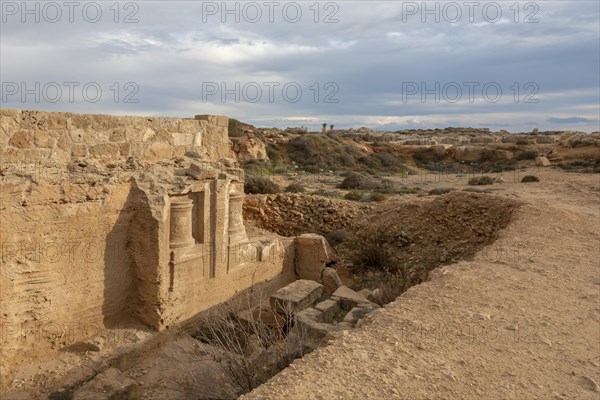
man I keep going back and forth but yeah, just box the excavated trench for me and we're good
[189,191,522,397]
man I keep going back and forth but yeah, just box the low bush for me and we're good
[344,191,363,201]
[516,150,538,161]
[244,176,280,194]
[284,183,305,193]
[428,188,455,195]
[338,172,378,190]
[521,175,540,183]
[228,118,245,137]
[468,176,494,185]
[368,192,386,202]
[325,230,346,247]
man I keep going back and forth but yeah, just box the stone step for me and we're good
[331,285,379,310]
[270,279,324,315]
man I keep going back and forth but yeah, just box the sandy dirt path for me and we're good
[244,170,600,399]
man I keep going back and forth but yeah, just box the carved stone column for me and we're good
[228,192,247,245]
[170,197,195,249]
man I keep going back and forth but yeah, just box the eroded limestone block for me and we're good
[342,306,378,327]
[322,267,343,295]
[535,156,551,167]
[314,299,341,323]
[295,234,335,282]
[294,308,334,349]
[332,286,378,311]
[270,279,323,314]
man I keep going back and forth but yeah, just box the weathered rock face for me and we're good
[453,145,487,162]
[535,156,551,167]
[0,109,301,381]
[230,134,269,162]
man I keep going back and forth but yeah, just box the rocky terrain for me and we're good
[243,168,600,400]
[2,113,599,399]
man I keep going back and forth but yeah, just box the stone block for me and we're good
[314,299,340,323]
[494,149,513,161]
[144,142,172,161]
[270,279,323,315]
[322,267,343,294]
[193,131,203,146]
[173,132,193,146]
[110,128,126,142]
[73,368,137,400]
[195,114,218,124]
[295,234,335,282]
[216,115,229,127]
[294,307,334,349]
[238,306,286,332]
[33,130,55,148]
[535,156,551,167]
[332,286,377,310]
[118,142,131,156]
[342,306,378,327]
[8,130,33,148]
[89,143,120,159]
[71,144,87,157]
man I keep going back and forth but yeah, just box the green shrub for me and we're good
[344,191,363,201]
[521,175,540,183]
[468,176,494,185]
[369,192,386,202]
[516,150,538,161]
[428,188,454,195]
[266,144,281,163]
[244,176,280,194]
[325,230,346,247]
[284,183,305,193]
[338,172,378,190]
[228,118,244,137]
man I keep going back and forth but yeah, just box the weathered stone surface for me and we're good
[8,130,33,148]
[73,368,137,400]
[322,267,343,294]
[342,306,378,327]
[231,135,268,162]
[294,308,334,349]
[295,234,335,282]
[494,149,513,161]
[453,145,486,162]
[144,141,172,161]
[270,279,323,314]
[89,143,120,158]
[535,156,551,167]
[368,288,384,306]
[173,132,193,146]
[314,299,341,323]
[332,286,377,310]
[238,306,286,331]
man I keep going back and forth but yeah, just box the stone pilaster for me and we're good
[169,197,195,249]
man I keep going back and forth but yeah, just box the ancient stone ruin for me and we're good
[0,109,330,380]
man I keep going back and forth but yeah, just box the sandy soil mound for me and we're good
[346,192,519,272]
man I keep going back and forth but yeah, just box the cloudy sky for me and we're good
[1,1,599,132]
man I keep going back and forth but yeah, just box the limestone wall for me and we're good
[0,109,231,164]
[0,109,296,376]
